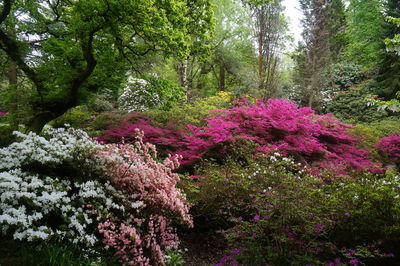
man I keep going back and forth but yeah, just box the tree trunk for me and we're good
[25,107,68,134]
[8,60,17,85]
[258,29,264,91]
[219,61,225,91]
[26,115,50,134]
[178,57,188,94]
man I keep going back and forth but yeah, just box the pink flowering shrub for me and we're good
[376,133,400,165]
[99,98,379,175]
[98,116,184,157]
[98,215,179,265]
[180,98,379,175]
[95,129,192,265]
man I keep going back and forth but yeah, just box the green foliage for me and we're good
[344,0,386,70]
[165,248,185,266]
[91,111,126,132]
[180,142,309,230]
[323,63,366,93]
[243,0,274,6]
[376,1,400,99]
[87,90,116,113]
[352,120,400,163]
[0,239,118,266]
[384,17,400,55]
[149,91,235,127]
[366,91,400,112]
[209,161,400,265]
[326,80,390,123]
[0,0,214,132]
[321,63,367,109]
[144,75,186,110]
[52,106,93,129]
[0,123,16,147]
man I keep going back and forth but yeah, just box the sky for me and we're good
[283,0,304,45]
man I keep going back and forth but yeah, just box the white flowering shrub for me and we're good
[0,127,192,264]
[118,76,185,112]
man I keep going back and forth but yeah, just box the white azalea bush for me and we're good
[118,75,185,112]
[0,127,192,265]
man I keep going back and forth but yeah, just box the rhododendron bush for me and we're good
[100,98,380,175]
[0,127,191,265]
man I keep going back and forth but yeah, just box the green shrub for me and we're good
[0,124,16,148]
[87,92,115,112]
[213,167,400,265]
[326,80,390,123]
[149,91,235,128]
[181,142,400,265]
[91,110,126,131]
[52,106,93,128]
[180,141,309,230]
[0,239,117,266]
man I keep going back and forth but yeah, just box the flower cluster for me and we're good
[0,127,100,171]
[118,76,185,112]
[0,127,192,264]
[118,77,161,112]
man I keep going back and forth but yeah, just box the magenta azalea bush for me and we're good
[98,115,184,158]
[100,98,380,176]
[376,133,400,165]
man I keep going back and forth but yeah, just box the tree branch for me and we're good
[0,29,45,101]
[0,0,11,25]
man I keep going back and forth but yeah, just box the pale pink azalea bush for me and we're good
[95,129,191,265]
[99,215,179,265]
[95,129,192,226]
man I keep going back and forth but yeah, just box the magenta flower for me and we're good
[253,215,260,221]
[344,212,351,217]
[349,258,358,265]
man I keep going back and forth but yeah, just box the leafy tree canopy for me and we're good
[0,0,213,132]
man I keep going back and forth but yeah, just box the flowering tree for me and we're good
[118,76,185,112]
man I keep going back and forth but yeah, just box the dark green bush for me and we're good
[182,146,400,265]
[326,80,390,123]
